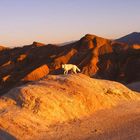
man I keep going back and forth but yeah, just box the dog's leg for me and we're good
[64,70,68,75]
[73,68,77,74]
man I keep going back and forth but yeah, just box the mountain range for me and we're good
[0,32,140,95]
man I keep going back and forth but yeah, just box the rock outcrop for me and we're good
[23,64,49,81]
[0,74,139,140]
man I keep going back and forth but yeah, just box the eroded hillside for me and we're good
[0,34,140,95]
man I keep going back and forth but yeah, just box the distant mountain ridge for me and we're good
[116,32,140,45]
[58,40,77,46]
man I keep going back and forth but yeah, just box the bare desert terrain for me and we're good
[0,74,139,140]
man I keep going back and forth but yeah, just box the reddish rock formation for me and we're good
[0,34,140,94]
[17,54,27,62]
[23,64,49,81]
[32,41,45,47]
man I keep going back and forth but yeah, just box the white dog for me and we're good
[62,64,80,75]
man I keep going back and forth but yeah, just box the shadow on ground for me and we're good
[0,129,17,140]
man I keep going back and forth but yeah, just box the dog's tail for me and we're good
[76,67,81,72]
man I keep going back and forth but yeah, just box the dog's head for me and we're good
[62,64,65,69]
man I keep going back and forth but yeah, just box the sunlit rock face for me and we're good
[22,64,49,81]
[0,74,140,140]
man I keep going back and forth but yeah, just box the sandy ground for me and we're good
[44,101,140,140]
[1,101,138,140]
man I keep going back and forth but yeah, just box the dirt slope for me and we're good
[0,74,139,140]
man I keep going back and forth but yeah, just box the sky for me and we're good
[0,0,140,47]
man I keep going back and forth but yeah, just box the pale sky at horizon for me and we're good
[0,0,140,47]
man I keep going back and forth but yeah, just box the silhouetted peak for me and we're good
[126,32,140,38]
[84,34,97,40]
[32,41,45,47]
[83,34,109,42]
[131,32,140,35]
[116,32,140,45]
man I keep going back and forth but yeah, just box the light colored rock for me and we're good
[0,74,140,140]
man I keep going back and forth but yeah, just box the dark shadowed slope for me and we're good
[116,32,140,45]
[127,82,140,92]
